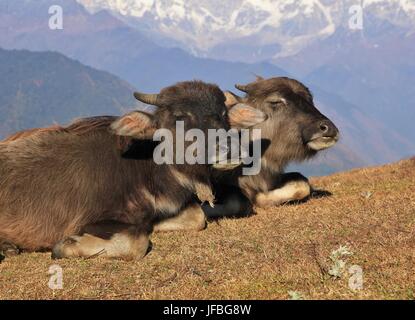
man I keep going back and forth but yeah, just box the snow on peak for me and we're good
[76,0,415,58]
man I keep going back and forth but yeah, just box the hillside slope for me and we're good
[0,158,414,299]
[0,48,136,138]
[0,0,289,92]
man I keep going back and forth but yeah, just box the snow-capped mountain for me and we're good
[77,0,415,60]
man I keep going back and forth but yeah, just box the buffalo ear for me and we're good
[228,103,267,129]
[111,111,156,139]
[224,91,243,108]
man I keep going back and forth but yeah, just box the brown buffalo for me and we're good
[217,76,339,213]
[0,80,265,260]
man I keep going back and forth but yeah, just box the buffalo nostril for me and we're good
[320,124,329,133]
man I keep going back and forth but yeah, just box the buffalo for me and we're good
[0,80,266,260]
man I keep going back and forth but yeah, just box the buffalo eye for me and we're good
[173,112,189,121]
[268,99,287,108]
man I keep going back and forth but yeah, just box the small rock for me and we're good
[288,291,304,300]
[360,191,373,199]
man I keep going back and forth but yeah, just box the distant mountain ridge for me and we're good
[77,0,415,61]
[0,47,136,138]
[0,0,289,92]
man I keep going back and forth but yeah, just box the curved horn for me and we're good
[251,72,264,82]
[235,84,249,93]
[133,92,159,106]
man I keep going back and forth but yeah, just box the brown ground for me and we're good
[0,158,414,300]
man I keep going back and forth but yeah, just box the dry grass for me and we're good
[1,158,414,300]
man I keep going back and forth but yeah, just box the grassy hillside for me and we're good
[0,158,414,300]
[0,48,137,138]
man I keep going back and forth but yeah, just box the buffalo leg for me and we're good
[51,221,150,260]
[202,187,253,219]
[154,203,207,232]
[255,172,311,207]
[0,239,20,257]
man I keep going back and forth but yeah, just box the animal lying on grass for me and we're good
[224,76,339,207]
[0,80,266,260]
[158,77,340,230]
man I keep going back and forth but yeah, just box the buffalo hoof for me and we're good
[52,233,151,260]
[0,241,21,257]
[51,236,79,260]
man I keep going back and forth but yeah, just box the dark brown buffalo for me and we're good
[0,80,265,260]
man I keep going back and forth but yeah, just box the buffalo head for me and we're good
[226,77,339,170]
[111,80,266,168]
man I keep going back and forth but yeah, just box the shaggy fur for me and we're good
[0,81,229,252]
